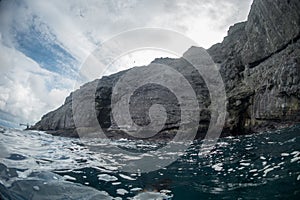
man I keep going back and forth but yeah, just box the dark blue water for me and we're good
[0,125,300,199]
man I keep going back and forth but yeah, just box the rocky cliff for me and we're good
[32,0,300,139]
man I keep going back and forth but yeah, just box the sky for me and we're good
[0,0,252,127]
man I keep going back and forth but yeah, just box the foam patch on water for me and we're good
[98,174,118,182]
[32,185,40,191]
[291,151,300,156]
[116,188,128,195]
[160,189,172,194]
[290,151,300,163]
[63,175,77,181]
[281,153,289,157]
[263,166,280,177]
[240,162,250,166]
[119,173,136,180]
[212,163,223,171]
[130,187,143,192]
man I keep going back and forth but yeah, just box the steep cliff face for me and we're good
[209,0,300,68]
[32,0,300,138]
[208,0,300,135]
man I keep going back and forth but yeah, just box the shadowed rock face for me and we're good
[32,0,300,139]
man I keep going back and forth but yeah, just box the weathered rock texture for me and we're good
[32,0,300,139]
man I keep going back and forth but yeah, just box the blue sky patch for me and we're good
[11,16,79,79]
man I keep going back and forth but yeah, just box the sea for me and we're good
[0,125,300,200]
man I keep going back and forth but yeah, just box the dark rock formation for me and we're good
[32,0,300,139]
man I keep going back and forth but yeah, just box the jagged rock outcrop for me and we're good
[32,0,300,139]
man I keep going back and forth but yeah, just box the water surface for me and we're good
[0,125,300,199]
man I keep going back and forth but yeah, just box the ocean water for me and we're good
[0,125,300,200]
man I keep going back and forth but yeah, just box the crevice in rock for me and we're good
[249,32,300,68]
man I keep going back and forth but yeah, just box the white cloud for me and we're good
[11,0,252,63]
[0,0,253,76]
[0,39,73,124]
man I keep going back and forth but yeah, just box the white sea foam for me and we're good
[63,175,76,181]
[97,174,118,182]
[212,163,223,171]
[119,174,136,181]
[116,188,128,195]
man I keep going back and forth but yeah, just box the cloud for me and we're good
[0,38,73,125]
[1,0,252,61]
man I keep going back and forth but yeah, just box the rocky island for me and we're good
[32,0,300,140]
